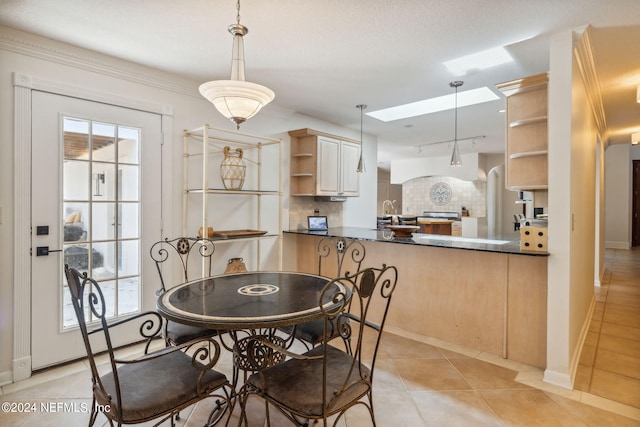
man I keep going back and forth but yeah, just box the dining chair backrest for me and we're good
[149,237,215,292]
[286,236,367,350]
[65,264,232,426]
[240,264,399,426]
[317,236,366,277]
[326,264,398,374]
[64,265,163,421]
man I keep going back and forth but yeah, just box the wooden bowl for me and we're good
[387,225,419,237]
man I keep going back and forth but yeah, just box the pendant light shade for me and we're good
[356,104,367,173]
[450,139,462,166]
[199,79,275,127]
[449,81,463,166]
[199,2,274,129]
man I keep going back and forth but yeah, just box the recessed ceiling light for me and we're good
[367,87,499,122]
[444,46,514,76]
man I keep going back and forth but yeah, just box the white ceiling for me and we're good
[2,0,640,167]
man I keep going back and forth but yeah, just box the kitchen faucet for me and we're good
[383,200,396,215]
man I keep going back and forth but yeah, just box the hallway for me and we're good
[574,247,640,408]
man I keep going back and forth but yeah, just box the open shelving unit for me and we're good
[183,124,282,270]
[497,73,549,191]
[288,128,360,197]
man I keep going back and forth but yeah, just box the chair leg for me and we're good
[88,396,99,427]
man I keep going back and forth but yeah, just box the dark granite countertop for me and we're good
[284,227,549,256]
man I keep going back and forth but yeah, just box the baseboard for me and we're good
[543,368,573,389]
[543,296,596,391]
[605,241,630,249]
[0,370,12,387]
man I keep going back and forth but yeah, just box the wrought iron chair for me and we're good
[287,236,366,349]
[238,264,398,427]
[64,265,233,427]
[150,237,219,346]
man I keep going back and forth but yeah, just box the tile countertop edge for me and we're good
[284,227,549,257]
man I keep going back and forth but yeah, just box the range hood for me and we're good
[314,196,347,202]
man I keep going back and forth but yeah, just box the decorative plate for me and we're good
[429,182,453,205]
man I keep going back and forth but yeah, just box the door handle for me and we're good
[36,246,62,256]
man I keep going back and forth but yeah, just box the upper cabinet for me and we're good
[289,128,360,197]
[496,73,548,190]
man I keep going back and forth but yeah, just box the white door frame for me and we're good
[12,73,174,382]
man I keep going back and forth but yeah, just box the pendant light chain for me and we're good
[454,84,458,142]
[360,105,364,141]
[356,104,367,173]
[450,80,463,143]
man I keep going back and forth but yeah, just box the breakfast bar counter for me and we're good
[285,227,548,256]
[283,227,548,369]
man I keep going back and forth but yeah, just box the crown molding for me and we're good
[0,25,201,99]
[574,26,609,145]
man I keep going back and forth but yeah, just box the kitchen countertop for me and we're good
[284,227,549,256]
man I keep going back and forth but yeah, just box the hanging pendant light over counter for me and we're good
[199,0,275,129]
[450,81,463,166]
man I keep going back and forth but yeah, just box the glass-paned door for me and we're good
[31,91,163,369]
[62,117,142,327]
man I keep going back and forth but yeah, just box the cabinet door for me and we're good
[317,136,340,195]
[340,141,360,196]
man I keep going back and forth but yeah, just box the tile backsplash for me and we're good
[402,176,487,217]
[288,197,343,230]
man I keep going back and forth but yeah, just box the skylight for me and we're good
[367,87,499,122]
[443,46,514,76]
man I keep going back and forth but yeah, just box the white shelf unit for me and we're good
[183,125,282,270]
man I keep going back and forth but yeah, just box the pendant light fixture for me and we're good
[450,81,463,166]
[199,0,275,129]
[356,104,367,173]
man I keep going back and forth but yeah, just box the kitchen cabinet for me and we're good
[289,128,360,197]
[496,73,548,190]
[183,125,282,270]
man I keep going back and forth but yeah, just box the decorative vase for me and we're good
[220,146,246,190]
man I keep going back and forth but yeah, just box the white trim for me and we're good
[12,72,173,383]
[605,240,631,249]
[15,73,174,117]
[542,369,573,390]
[0,25,198,99]
[13,76,32,382]
[543,295,596,391]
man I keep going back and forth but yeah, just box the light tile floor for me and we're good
[574,247,640,409]
[1,248,639,426]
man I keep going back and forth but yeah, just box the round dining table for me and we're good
[156,271,349,331]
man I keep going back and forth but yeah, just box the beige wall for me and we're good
[605,144,633,248]
[545,28,603,389]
